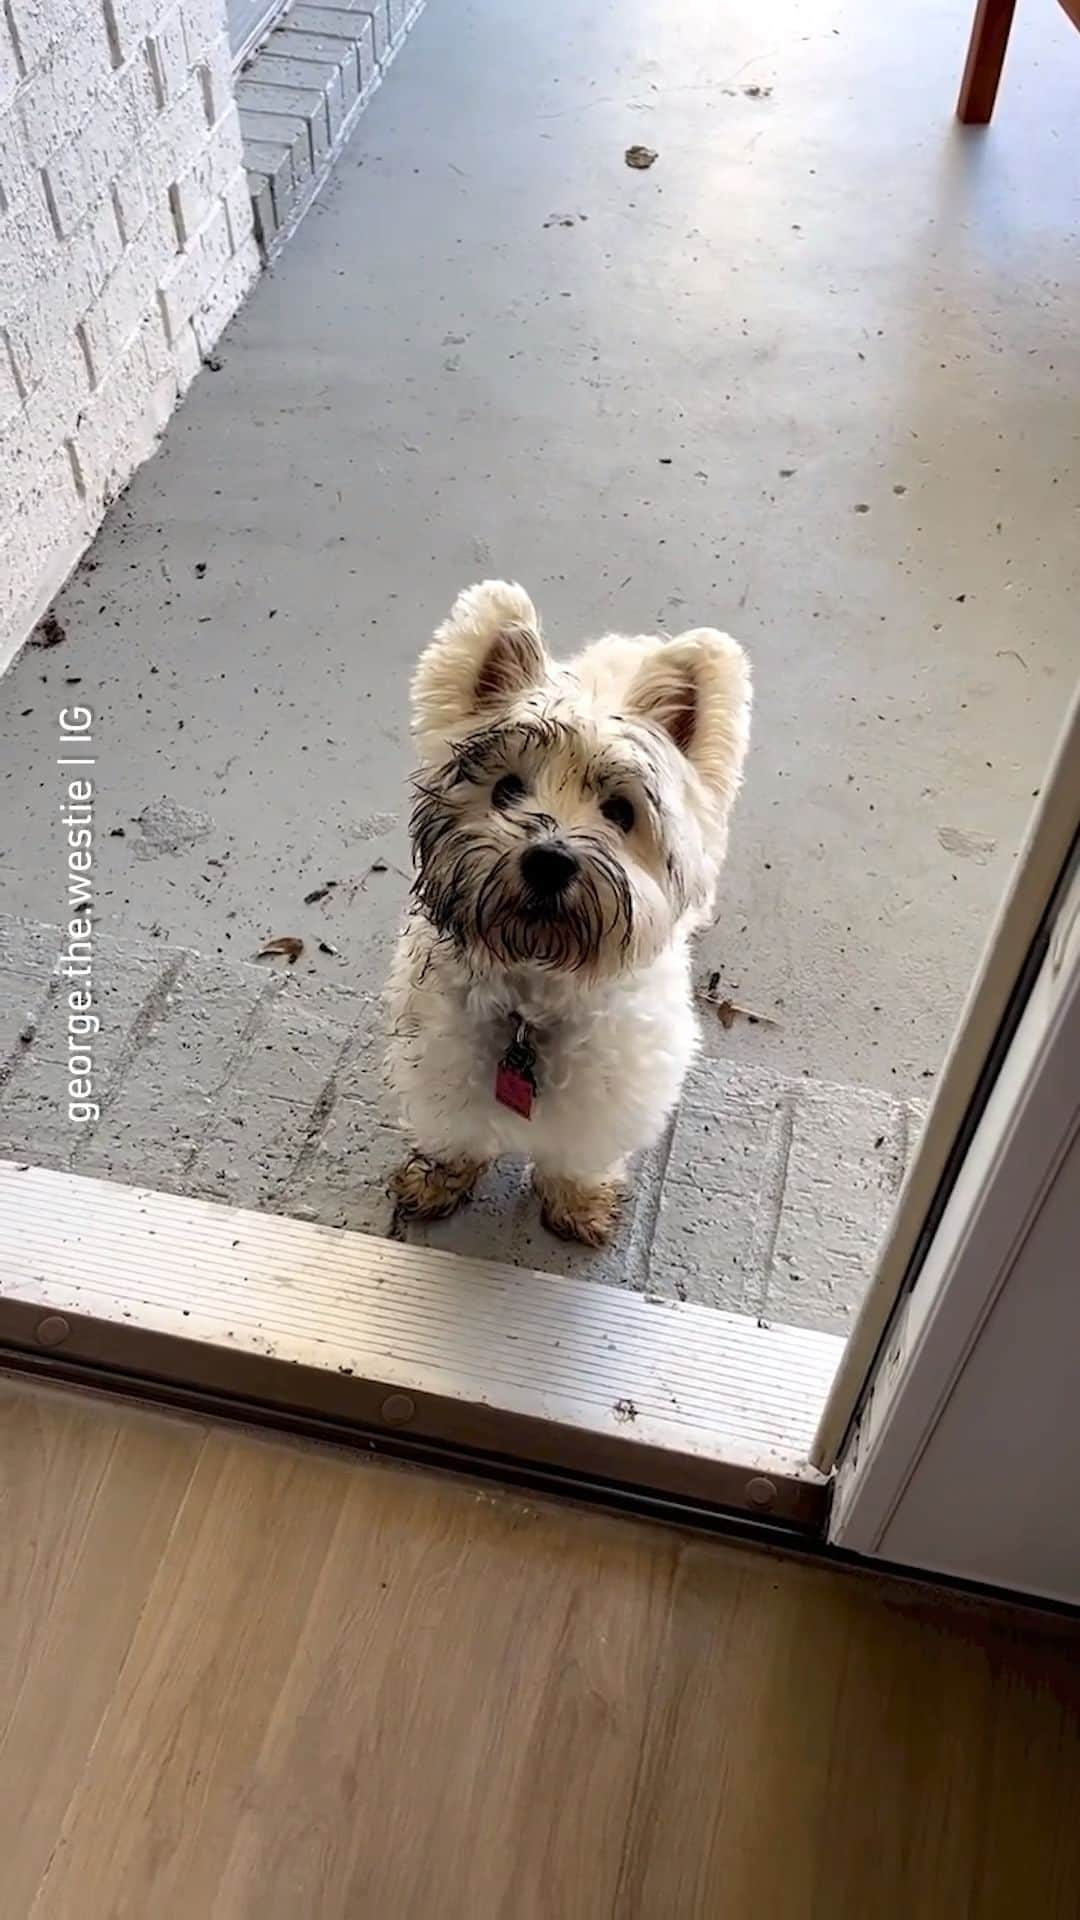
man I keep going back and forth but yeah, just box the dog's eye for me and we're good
[492,773,527,810]
[601,795,636,834]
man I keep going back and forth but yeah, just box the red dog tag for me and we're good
[495,1060,535,1119]
[495,1021,538,1119]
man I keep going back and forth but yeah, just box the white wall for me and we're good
[0,0,259,672]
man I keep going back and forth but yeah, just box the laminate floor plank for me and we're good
[2,1378,1078,1920]
[0,1383,206,1917]
[212,1480,676,1920]
[26,1423,354,1920]
[617,1542,1080,1920]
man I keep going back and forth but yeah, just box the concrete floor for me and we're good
[1,3,1077,1150]
[0,912,927,1329]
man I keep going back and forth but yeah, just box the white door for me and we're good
[819,689,1080,1603]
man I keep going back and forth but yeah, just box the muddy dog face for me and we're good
[407,581,752,979]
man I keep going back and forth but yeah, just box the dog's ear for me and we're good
[627,629,752,808]
[411,581,548,737]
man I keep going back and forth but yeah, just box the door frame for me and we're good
[811,687,1080,1473]
[827,844,1079,1569]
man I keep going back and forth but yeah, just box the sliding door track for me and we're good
[0,1162,839,1529]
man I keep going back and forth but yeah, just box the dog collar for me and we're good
[495,1016,538,1119]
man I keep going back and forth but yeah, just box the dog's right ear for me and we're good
[411,581,547,739]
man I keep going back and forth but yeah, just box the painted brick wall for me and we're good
[0,0,259,671]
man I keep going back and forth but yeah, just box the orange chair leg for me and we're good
[957,0,1019,122]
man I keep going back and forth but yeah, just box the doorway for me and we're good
[1,0,1077,1538]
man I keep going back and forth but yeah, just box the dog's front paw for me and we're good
[390,1153,486,1222]
[535,1172,621,1249]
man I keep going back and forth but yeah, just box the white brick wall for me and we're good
[0,0,259,672]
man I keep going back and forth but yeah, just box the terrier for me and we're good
[386,581,751,1247]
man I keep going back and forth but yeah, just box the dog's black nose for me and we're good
[522,842,579,897]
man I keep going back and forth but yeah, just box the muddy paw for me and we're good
[390,1153,485,1222]
[536,1173,621,1249]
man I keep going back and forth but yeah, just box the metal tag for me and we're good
[495,1021,538,1119]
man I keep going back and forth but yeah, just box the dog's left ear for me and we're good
[627,629,752,808]
[411,580,548,740]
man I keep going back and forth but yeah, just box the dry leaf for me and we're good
[696,978,780,1029]
[624,144,658,170]
[257,935,303,964]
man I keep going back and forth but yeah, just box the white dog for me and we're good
[386,581,751,1247]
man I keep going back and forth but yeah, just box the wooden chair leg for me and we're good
[957,0,1020,122]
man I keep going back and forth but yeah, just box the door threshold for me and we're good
[0,1161,840,1528]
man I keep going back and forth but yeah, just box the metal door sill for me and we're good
[0,1162,839,1528]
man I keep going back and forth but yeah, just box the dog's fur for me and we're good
[386,581,751,1245]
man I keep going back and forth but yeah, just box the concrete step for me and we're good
[0,915,924,1335]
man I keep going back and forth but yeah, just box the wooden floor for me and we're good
[2,1376,1079,1919]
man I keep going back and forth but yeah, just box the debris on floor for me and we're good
[350,857,399,894]
[131,797,214,859]
[256,935,304,964]
[624,144,658,169]
[347,810,398,842]
[937,825,997,865]
[27,612,67,649]
[696,972,780,1029]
